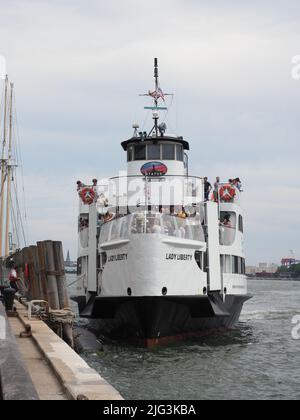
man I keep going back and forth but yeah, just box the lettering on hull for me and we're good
[166,253,193,261]
[108,254,128,262]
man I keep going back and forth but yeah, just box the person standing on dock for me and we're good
[9,266,19,291]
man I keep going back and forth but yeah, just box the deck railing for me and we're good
[99,211,205,244]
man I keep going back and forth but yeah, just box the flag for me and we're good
[148,88,165,102]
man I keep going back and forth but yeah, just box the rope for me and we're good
[67,273,85,288]
[47,308,75,325]
[33,306,75,341]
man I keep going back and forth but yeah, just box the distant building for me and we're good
[246,263,279,277]
[258,262,268,270]
[246,266,257,276]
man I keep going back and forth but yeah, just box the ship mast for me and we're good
[154,58,159,136]
[5,83,14,256]
[0,75,8,256]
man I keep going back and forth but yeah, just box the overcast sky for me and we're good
[0,0,300,265]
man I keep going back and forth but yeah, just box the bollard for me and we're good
[0,285,7,296]
[3,287,16,311]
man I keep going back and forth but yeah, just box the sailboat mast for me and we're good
[154,58,159,136]
[5,83,14,256]
[0,75,9,257]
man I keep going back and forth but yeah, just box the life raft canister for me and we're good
[219,184,236,202]
[80,187,96,205]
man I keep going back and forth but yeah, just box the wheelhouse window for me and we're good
[148,144,161,160]
[176,144,183,161]
[134,145,146,160]
[127,146,134,162]
[162,144,175,160]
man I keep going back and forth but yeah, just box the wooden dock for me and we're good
[0,300,123,400]
[0,240,123,401]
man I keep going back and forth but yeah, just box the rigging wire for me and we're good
[0,84,5,131]
[9,187,20,250]
[12,179,27,248]
[12,89,29,244]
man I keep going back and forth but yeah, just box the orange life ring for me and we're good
[80,187,96,205]
[219,185,236,202]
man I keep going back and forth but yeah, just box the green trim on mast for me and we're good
[144,106,168,111]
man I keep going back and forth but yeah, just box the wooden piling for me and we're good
[37,241,49,303]
[29,246,43,301]
[53,241,73,346]
[43,241,60,310]
[53,241,69,309]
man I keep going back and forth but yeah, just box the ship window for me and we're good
[134,145,146,160]
[127,146,134,162]
[148,144,161,160]
[219,211,236,246]
[162,144,175,160]
[241,258,246,274]
[223,255,232,273]
[176,145,183,161]
[233,256,239,274]
[238,215,244,233]
[195,251,203,270]
[77,258,82,276]
[223,255,245,274]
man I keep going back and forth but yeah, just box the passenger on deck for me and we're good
[220,214,232,228]
[178,208,188,219]
[98,193,109,207]
[76,180,84,191]
[92,179,99,199]
[204,177,212,202]
[152,219,163,234]
[213,177,220,202]
[97,214,104,228]
[104,211,115,223]
[235,178,243,192]
[170,205,176,216]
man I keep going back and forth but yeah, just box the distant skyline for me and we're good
[1,0,300,265]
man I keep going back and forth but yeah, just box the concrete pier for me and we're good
[0,302,39,400]
[0,301,123,400]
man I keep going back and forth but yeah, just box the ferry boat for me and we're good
[73,59,251,347]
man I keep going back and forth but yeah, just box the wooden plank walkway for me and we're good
[1,300,123,400]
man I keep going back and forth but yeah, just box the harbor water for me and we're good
[68,277,300,400]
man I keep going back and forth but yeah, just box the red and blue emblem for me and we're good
[141,162,168,176]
